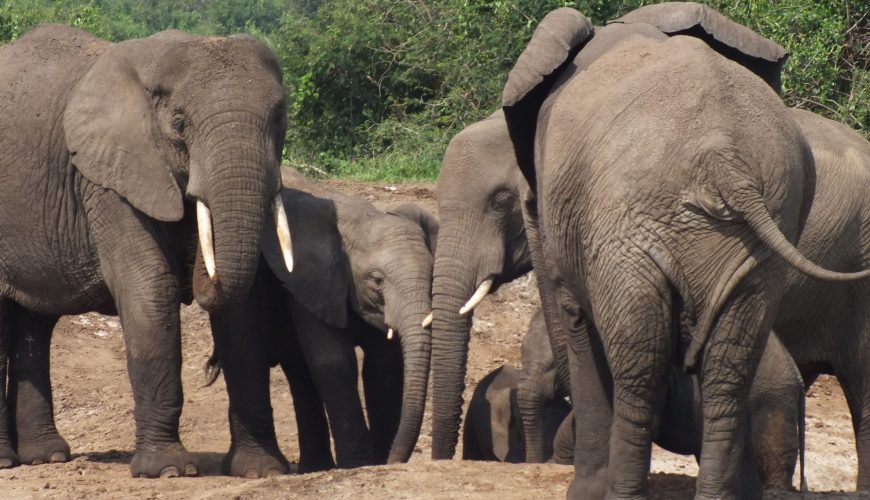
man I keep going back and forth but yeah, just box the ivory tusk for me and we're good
[387,328,394,340]
[422,312,433,328]
[459,278,493,316]
[272,194,294,273]
[197,200,217,280]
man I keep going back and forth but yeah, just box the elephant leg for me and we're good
[210,281,289,478]
[582,272,673,500]
[566,317,614,499]
[836,348,870,491]
[290,297,375,468]
[7,309,69,465]
[358,326,403,463]
[0,300,18,467]
[278,327,334,472]
[696,289,774,500]
[87,195,194,478]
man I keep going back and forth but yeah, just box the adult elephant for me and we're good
[0,25,292,477]
[499,9,870,499]
[200,168,436,476]
[774,108,870,489]
[430,1,789,465]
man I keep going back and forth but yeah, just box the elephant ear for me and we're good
[261,188,350,328]
[64,43,183,222]
[502,8,594,193]
[387,203,439,254]
[615,2,787,93]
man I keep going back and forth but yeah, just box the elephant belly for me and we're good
[0,169,113,315]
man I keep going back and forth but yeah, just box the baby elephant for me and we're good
[514,308,806,493]
[463,364,570,462]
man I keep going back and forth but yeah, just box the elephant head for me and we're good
[62,30,292,310]
[431,3,791,459]
[262,168,437,464]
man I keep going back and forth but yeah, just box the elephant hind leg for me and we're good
[835,346,870,490]
[696,284,777,500]
[7,307,69,465]
[0,300,18,467]
[576,267,674,499]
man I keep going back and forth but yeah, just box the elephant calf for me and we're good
[200,168,438,477]
[462,364,570,463]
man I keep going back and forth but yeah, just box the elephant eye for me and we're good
[170,113,187,136]
[491,190,516,212]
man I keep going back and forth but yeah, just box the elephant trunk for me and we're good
[431,247,475,459]
[387,295,432,464]
[516,367,554,463]
[193,124,275,310]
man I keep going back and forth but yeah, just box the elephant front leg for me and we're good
[210,299,289,478]
[0,300,18,467]
[8,309,69,466]
[696,287,774,500]
[358,326,403,464]
[290,298,375,468]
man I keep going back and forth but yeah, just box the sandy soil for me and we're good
[0,180,864,499]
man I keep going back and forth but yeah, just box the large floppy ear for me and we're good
[64,42,183,221]
[387,203,439,254]
[261,188,350,328]
[502,8,594,193]
[615,2,787,93]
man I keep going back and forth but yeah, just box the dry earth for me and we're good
[0,180,865,498]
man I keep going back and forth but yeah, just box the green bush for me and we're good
[2,0,868,180]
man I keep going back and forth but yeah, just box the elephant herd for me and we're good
[0,3,869,499]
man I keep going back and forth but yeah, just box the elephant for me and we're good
[498,7,870,499]
[200,167,437,477]
[0,25,291,477]
[462,362,571,464]
[518,306,804,493]
[430,0,789,468]
[771,108,870,489]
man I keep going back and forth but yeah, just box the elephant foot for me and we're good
[17,435,70,466]
[0,444,20,469]
[130,442,198,478]
[222,445,289,478]
[567,468,612,500]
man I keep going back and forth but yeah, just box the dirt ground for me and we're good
[0,179,865,498]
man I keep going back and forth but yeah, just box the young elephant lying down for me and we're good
[199,167,438,477]
[463,308,806,494]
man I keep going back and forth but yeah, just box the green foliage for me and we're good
[2,0,868,180]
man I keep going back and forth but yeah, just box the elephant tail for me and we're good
[738,191,870,281]
[202,351,222,388]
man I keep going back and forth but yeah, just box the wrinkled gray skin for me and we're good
[0,25,286,477]
[538,321,805,494]
[501,9,870,499]
[201,169,436,477]
[430,1,790,469]
[775,108,870,490]
[462,363,570,463]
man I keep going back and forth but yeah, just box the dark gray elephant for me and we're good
[0,25,291,477]
[499,8,870,499]
[462,363,570,463]
[773,108,870,489]
[430,1,789,468]
[201,168,437,477]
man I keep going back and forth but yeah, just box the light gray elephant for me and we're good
[773,108,870,489]
[0,25,291,477]
[499,8,870,499]
[200,168,437,476]
[430,0,789,471]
